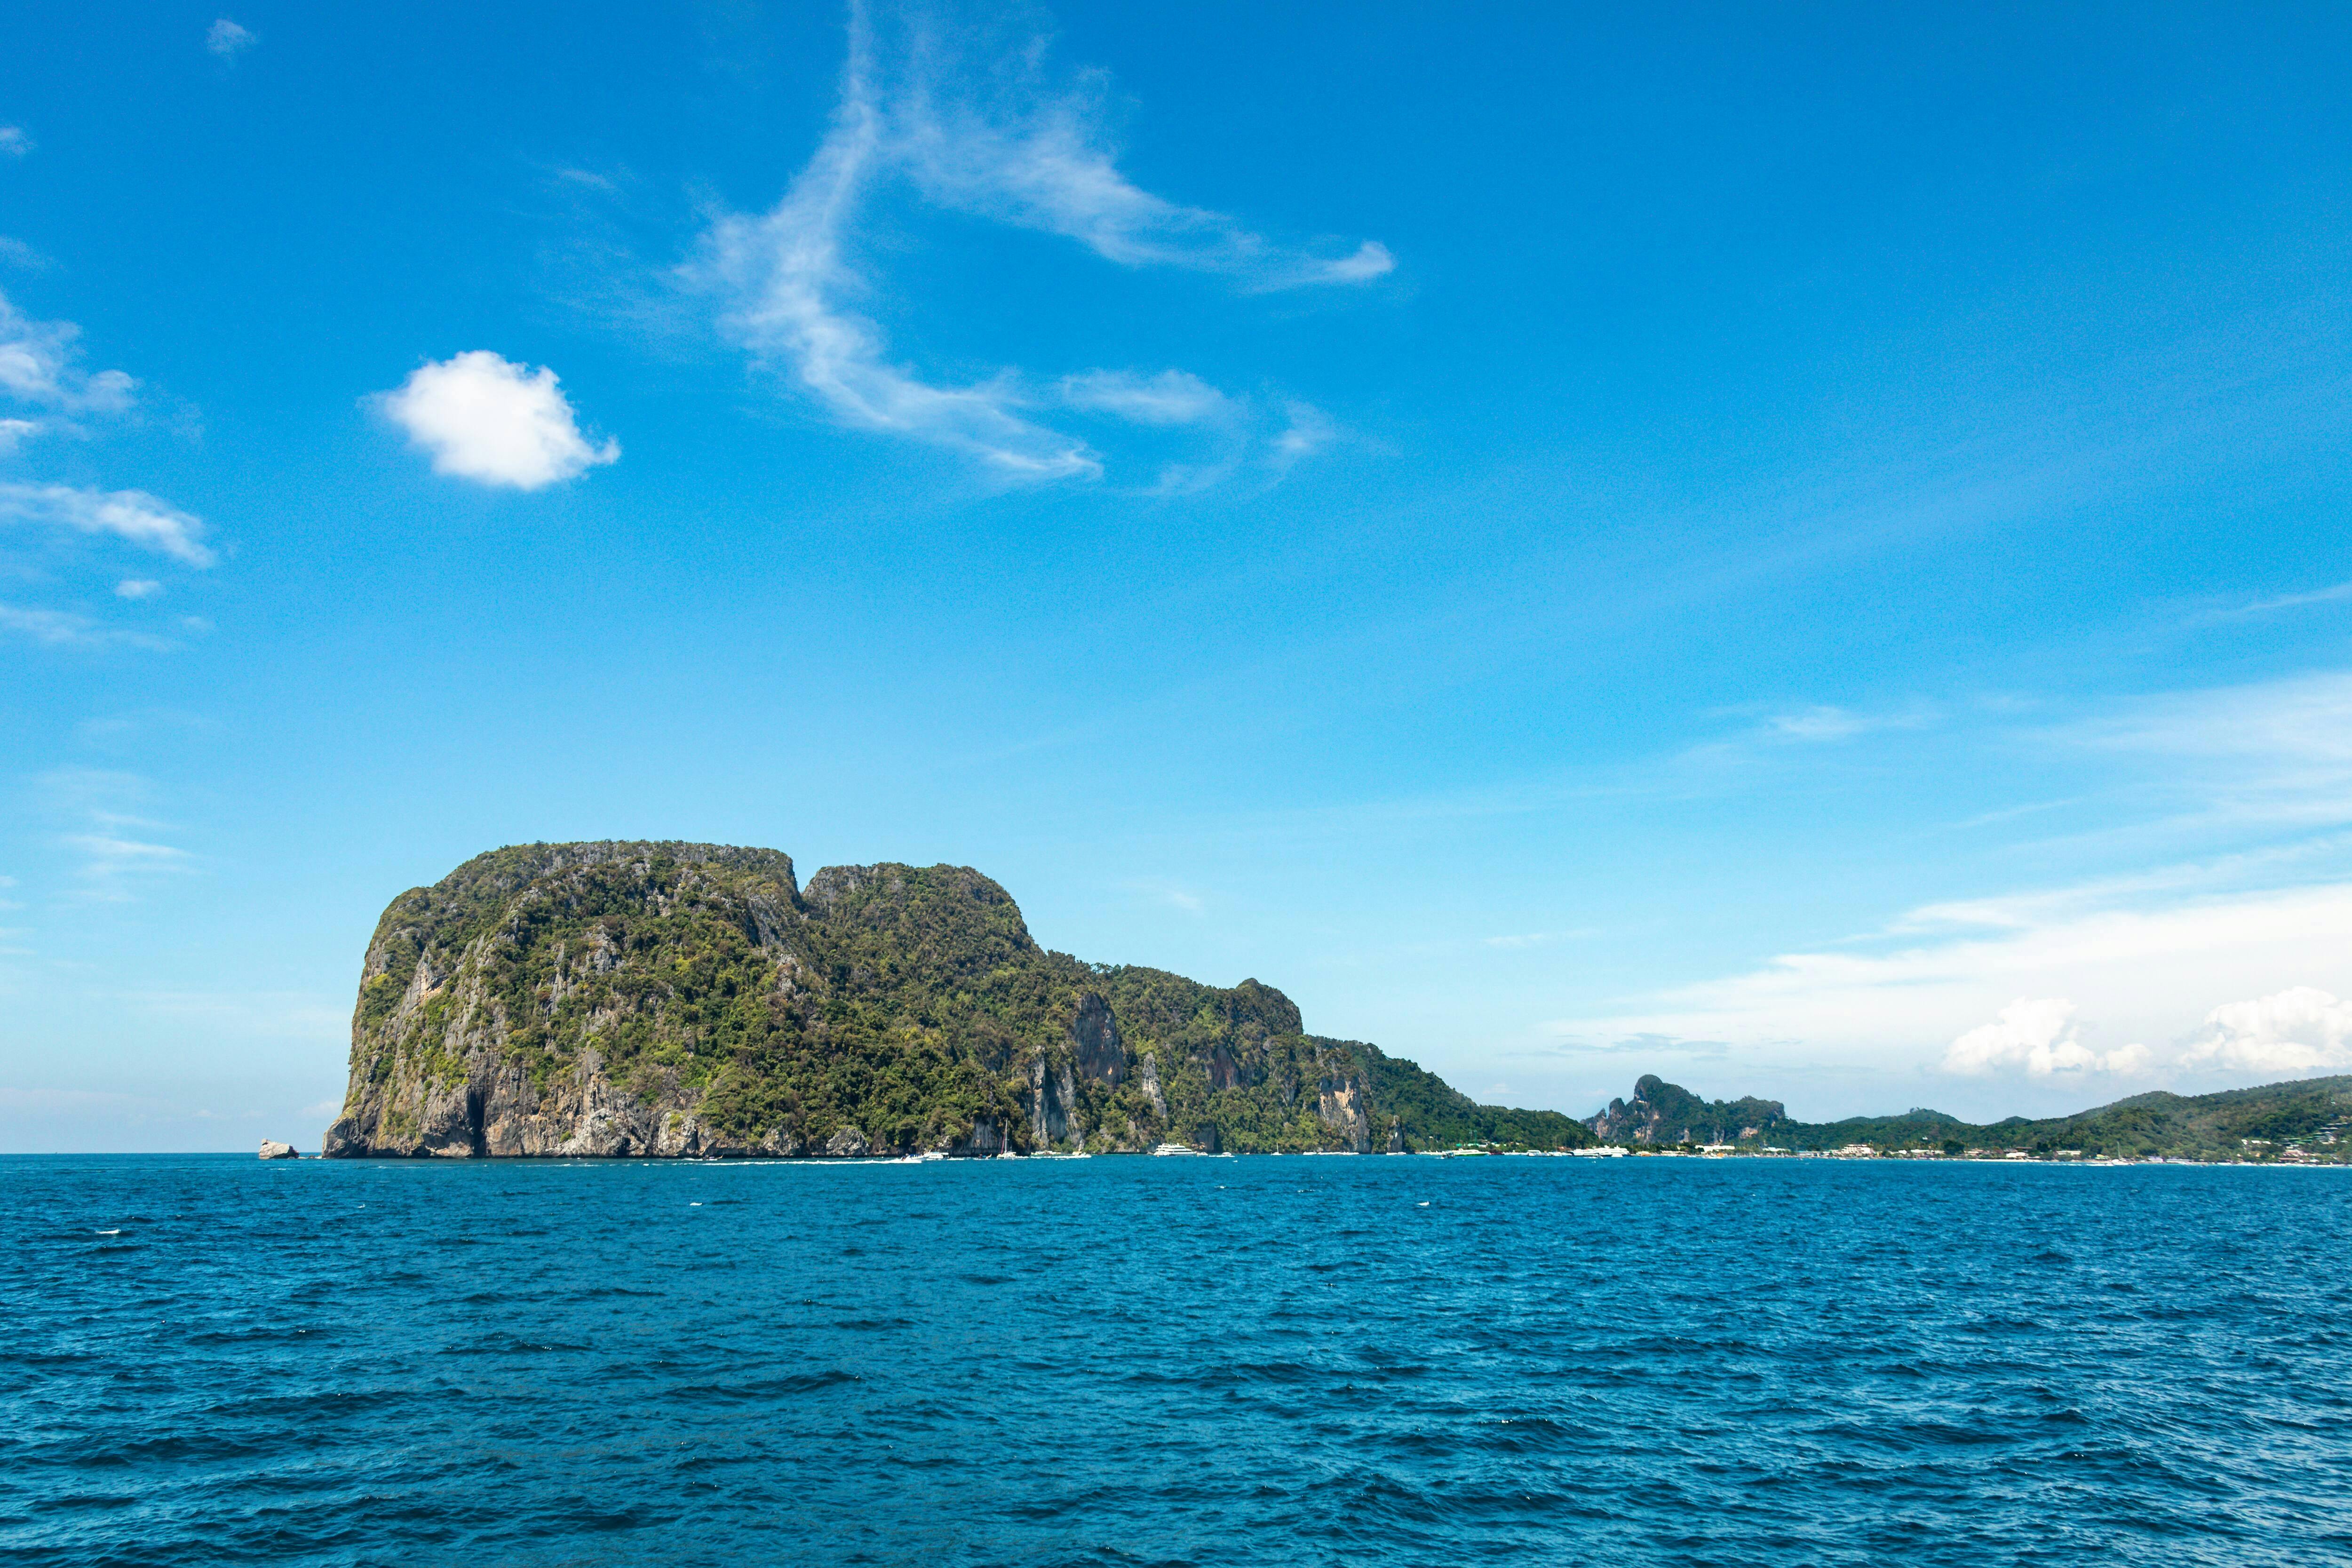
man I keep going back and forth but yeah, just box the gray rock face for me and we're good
[1029,1054,1079,1146]
[952,1118,1006,1156]
[258,1139,298,1160]
[1316,1070,1371,1152]
[323,842,816,1161]
[1136,1052,1168,1122]
[1070,992,1124,1085]
[825,1126,871,1158]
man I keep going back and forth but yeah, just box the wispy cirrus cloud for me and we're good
[65,832,193,878]
[2059,667,2352,840]
[206,19,256,62]
[0,604,175,651]
[1522,664,2352,1107]
[1554,1030,1732,1058]
[0,482,215,566]
[133,989,345,1040]
[1264,402,1340,480]
[0,288,207,646]
[2201,578,2352,619]
[696,79,1099,481]
[2079,667,2352,769]
[1058,369,1233,427]
[688,1,1386,484]
[890,17,1391,289]
[0,127,29,158]
[1120,877,1208,915]
[35,769,196,900]
[1483,929,1596,949]
[1747,701,1938,743]
[0,287,137,439]
[1766,705,1876,741]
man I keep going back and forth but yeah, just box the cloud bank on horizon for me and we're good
[1540,664,2352,1103]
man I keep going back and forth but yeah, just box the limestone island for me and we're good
[320,840,1592,1159]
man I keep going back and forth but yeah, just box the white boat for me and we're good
[1152,1143,1201,1156]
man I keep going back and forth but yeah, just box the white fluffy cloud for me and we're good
[0,482,214,566]
[2182,987,2352,1075]
[1942,997,2149,1077]
[378,351,619,490]
[0,127,29,158]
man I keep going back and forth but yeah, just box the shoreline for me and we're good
[223,1148,2352,1168]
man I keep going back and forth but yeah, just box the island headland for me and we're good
[321,840,1592,1158]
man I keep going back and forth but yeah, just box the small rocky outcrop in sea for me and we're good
[316,841,1573,1161]
[258,1140,298,1159]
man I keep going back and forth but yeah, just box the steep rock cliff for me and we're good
[321,841,1467,1159]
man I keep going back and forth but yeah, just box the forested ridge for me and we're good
[1587,1072,2352,1161]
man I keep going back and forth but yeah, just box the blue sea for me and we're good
[4,1154,2349,1565]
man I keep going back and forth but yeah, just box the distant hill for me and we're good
[1585,1072,2352,1161]
[1335,1039,1594,1152]
[322,841,1595,1159]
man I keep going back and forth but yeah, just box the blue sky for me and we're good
[5,1,2352,1150]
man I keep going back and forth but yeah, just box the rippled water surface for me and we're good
[5,1154,2350,1565]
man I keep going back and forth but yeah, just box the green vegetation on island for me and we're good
[1340,1039,1593,1151]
